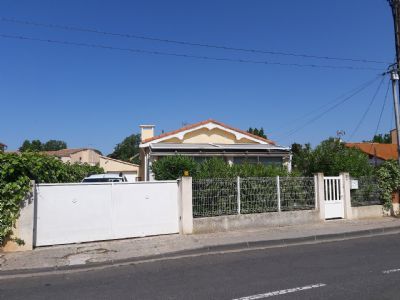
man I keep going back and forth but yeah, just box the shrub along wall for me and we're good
[0,152,104,245]
[151,156,297,180]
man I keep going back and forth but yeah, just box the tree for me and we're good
[291,142,313,173]
[371,133,392,144]
[247,127,267,139]
[291,138,373,177]
[43,140,67,151]
[19,140,43,152]
[108,134,141,164]
[19,139,68,152]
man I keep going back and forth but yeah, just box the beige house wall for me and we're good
[99,156,139,173]
[69,150,101,165]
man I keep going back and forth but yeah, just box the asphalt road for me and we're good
[1,233,400,300]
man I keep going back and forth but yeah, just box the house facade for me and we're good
[139,119,291,181]
[44,148,140,182]
[0,142,6,152]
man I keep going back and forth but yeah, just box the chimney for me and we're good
[391,129,398,145]
[140,125,155,142]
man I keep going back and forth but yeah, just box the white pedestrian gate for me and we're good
[324,176,344,219]
[34,181,179,246]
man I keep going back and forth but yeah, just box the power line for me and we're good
[367,78,391,155]
[276,75,383,138]
[275,76,384,132]
[349,76,386,140]
[372,78,391,139]
[0,17,392,65]
[0,33,386,71]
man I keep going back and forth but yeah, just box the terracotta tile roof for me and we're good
[345,143,398,161]
[142,119,276,145]
[42,148,101,158]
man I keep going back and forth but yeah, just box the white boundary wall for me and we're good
[35,181,179,246]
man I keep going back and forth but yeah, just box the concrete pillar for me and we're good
[392,191,399,215]
[315,173,325,220]
[340,172,352,219]
[3,181,35,252]
[178,176,193,234]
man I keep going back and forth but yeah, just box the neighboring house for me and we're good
[345,142,397,166]
[139,119,291,181]
[44,148,102,165]
[99,156,139,182]
[0,142,7,152]
[345,128,398,166]
[44,148,139,182]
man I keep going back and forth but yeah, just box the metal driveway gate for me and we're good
[34,181,179,246]
[324,176,344,219]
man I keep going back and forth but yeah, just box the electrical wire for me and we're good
[366,78,391,154]
[371,79,391,141]
[349,76,386,140]
[0,17,392,65]
[0,33,386,71]
[274,75,384,138]
[275,75,384,132]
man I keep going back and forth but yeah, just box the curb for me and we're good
[1,225,400,279]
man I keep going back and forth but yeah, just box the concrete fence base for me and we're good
[193,210,320,234]
[350,205,385,220]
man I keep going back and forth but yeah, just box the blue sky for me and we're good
[0,0,396,154]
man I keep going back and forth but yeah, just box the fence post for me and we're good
[237,176,241,215]
[276,176,281,212]
[178,176,193,234]
[315,173,325,220]
[340,172,352,219]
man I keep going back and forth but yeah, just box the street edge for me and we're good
[1,225,399,279]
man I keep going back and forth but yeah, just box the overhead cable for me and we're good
[0,17,391,65]
[0,33,386,71]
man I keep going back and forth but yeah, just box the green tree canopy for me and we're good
[43,140,67,151]
[291,138,373,177]
[19,139,67,152]
[371,133,392,144]
[247,127,267,139]
[108,134,141,164]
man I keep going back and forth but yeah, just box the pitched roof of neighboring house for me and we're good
[141,119,276,145]
[99,156,139,167]
[346,143,398,161]
[43,148,101,158]
[0,142,6,147]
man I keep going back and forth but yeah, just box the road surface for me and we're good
[1,233,400,299]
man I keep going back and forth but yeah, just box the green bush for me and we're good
[151,155,198,180]
[151,156,293,180]
[0,152,104,245]
[376,160,400,209]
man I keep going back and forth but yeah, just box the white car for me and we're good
[82,174,127,183]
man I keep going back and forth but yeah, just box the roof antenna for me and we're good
[336,130,346,142]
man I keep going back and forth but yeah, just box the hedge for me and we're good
[0,152,103,245]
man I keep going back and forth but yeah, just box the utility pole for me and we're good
[391,71,400,164]
[388,0,400,163]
